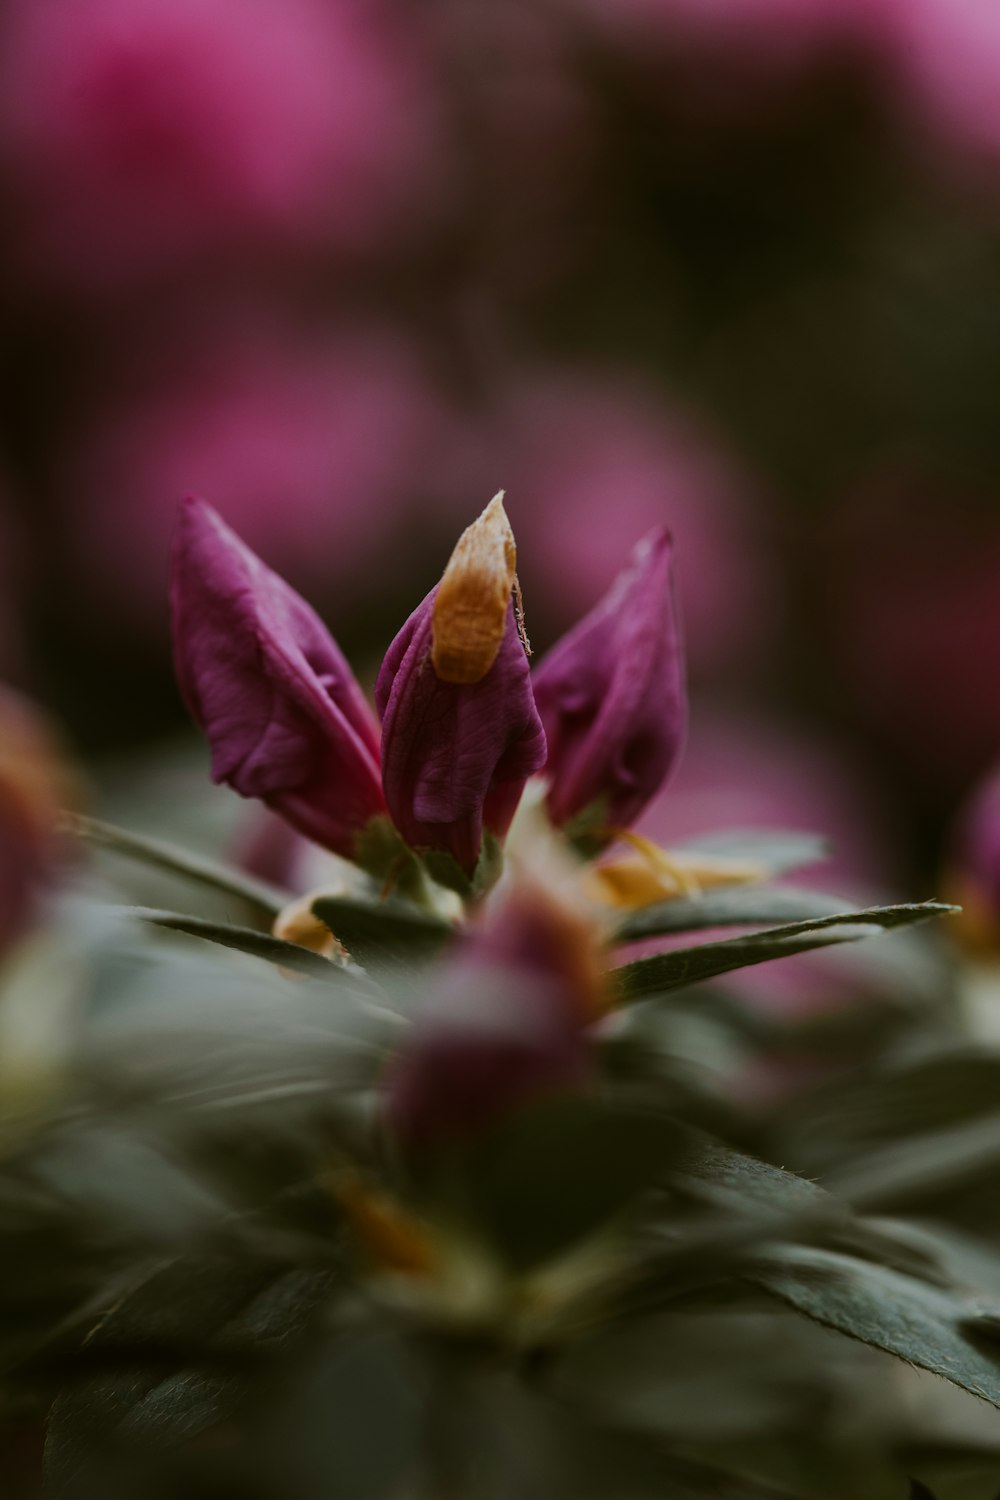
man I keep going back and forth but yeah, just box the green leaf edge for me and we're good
[612,901,959,1003]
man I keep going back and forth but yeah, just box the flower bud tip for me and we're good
[432,492,518,684]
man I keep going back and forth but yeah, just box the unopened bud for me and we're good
[432,492,518,684]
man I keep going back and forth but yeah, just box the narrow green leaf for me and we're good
[747,1245,1000,1409]
[311,895,454,982]
[613,902,958,1003]
[665,1137,948,1286]
[64,813,288,921]
[45,1258,339,1496]
[822,1111,1000,1214]
[614,886,855,944]
[119,906,339,979]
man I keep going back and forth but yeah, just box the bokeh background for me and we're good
[2,0,1000,891]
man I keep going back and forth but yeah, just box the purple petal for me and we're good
[532,528,686,831]
[384,894,594,1150]
[171,496,385,858]
[375,589,547,876]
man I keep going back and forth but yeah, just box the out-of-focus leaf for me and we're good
[614,886,854,943]
[82,946,394,1131]
[551,1303,908,1500]
[648,1138,948,1290]
[251,1324,423,1500]
[670,830,829,876]
[426,1353,799,1500]
[117,906,345,980]
[821,1112,1000,1215]
[45,1257,338,1499]
[64,813,287,922]
[311,894,454,982]
[785,1053,1000,1167]
[747,1245,1000,1409]
[613,903,957,1002]
[424,1095,685,1272]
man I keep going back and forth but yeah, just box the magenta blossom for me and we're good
[171,496,546,878]
[171,498,386,862]
[376,589,547,877]
[533,529,686,835]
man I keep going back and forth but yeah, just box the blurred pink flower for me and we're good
[461,371,777,678]
[626,708,901,1029]
[0,0,444,288]
[875,0,1000,167]
[60,318,450,629]
[638,707,893,890]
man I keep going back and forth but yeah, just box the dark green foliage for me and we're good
[5,829,997,1497]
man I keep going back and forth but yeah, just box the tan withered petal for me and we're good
[272,891,345,961]
[432,492,518,684]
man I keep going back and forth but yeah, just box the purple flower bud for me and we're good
[384,888,594,1150]
[949,762,1000,950]
[532,528,686,833]
[171,496,386,859]
[375,589,547,877]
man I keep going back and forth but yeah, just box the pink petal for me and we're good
[171,496,385,859]
[376,589,546,876]
[533,528,686,831]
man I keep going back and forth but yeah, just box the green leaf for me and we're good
[311,895,454,982]
[747,1245,1000,1409]
[44,1257,340,1497]
[641,1137,948,1291]
[64,813,287,922]
[421,1095,686,1272]
[117,906,342,980]
[613,902,958,1003]
[670,829,829,875]
[420,830,504,901]
[820,1111,1000,1216]
[614,885,856,944]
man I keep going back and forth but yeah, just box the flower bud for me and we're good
[384,885,595,1150]
[375,502,546,879]
[431,491,518,684]
[532,528,686,835]
[171,497,386,859]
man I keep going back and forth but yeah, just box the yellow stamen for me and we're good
[585,831,765,911]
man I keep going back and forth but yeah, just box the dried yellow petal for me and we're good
[432,491,518,684]
[272,891,345,960]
